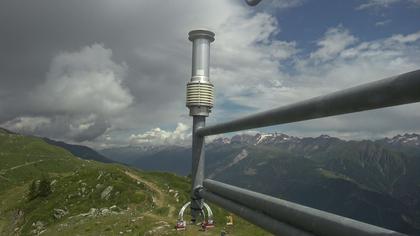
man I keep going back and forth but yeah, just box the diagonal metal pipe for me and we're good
[198,188,314,236]
[196,70,420,137]
[202,179,405,236]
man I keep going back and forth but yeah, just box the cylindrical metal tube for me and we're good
[196,70,420,136]
[191,116,206,188]
[203,179,404,236]
[191,38,211,81]
[189,30,215,82]
[190,116,206,221]
[199,188,314,236]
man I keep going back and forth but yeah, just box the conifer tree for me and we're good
[38,178,51,197]
[27,180,38,200]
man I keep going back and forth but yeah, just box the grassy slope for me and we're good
[0,130,269,236]
[206,144,420,234]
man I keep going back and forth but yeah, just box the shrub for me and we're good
[38,178,52,197]
[28,176,51,200]
[27,180,38,200]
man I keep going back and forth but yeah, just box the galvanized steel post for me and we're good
[186,29,215,221]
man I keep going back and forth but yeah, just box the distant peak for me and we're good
[0,127,15,134]
[386,133,420,146]
[211,132,298,146]
[211,137,231,145]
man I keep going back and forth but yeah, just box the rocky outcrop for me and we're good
[53,208,68,219]
[101,186,113,200]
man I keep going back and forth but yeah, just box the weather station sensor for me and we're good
[176,29,216,231]
[186,30,215,117]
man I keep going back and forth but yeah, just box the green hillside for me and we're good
[0,130,268,235]
[205,142,420,234]
[98,133,420,234]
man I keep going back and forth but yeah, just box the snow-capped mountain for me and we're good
[212,133,300,146]
[212,132,420,148]
[385,133,420,147]
[97,132,420,234]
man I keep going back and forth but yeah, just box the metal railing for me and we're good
[192,69,419,236]
[182,5,420,234]
[197,70,420,137]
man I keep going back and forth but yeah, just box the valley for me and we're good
[101,132,420,235]
[0,128,267,235]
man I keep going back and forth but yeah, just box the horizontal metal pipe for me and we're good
[196,70,420,136]
[203,179,404,236]
[198,188,313,236]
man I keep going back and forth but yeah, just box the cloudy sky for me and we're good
[1,0,419,148]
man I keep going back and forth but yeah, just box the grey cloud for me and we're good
[32,43,132,115]
[1,42,131,141]
[0,0,419,146]
[70,116,110,142]
[0,0,262,142]
[2,114,110,142]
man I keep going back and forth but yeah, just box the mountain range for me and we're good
[43,138,114,163]
[0,127,265,235]
[100,132,420,235]
[2,125,419,234]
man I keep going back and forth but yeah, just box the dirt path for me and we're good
[0,175,10,181]
[168,204,176,217]
[124,171,176,217]
[124,171,165,206]
[1,160,45,174]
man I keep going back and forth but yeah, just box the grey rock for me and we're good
[100,208,110,215]
[53,208,68,219]
[101,186,113,200]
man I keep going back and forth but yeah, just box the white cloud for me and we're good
[102,0,300,138]
[3,116,51,133]
[274,0,305,8]
[356,0,420,10]
[310,26,358,62]
[215,25,420,139]
[387,31,420,43]
[33,43,133,115]
[129,123,190,146]
[356,0,401,10]
[375,19,392,26]
[204,10,298,122]
[245,0,304,13]
[168,20,420,144]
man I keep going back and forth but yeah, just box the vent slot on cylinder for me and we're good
[186,82,214,108]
